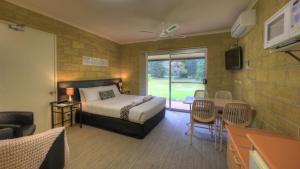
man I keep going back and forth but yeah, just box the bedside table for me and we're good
[122,90,130,94]
[50,101,82,128]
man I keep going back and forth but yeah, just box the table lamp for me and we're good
[66,88,74,102]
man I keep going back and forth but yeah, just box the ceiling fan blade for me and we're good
[173,34,186,38]
[168,33,186,38]
[139,30,156,34]
[155,34,186,41]
[166,24,179,33]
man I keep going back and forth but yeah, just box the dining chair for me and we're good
[214,90,232,100]
[190,100,217,148]
[194,90,209,98]
[184,91,208,135]
[219,103,252,150]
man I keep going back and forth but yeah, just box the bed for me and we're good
[57,78,166,139]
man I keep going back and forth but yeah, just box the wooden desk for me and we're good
[227,126,258,169]
[227,126,300,169]
[247,133,300,169]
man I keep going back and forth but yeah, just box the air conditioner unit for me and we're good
[231,10,256,38]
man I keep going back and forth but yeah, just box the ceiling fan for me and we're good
[140,22,186,40]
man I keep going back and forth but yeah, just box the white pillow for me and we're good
[78,88,86,102]
[102,85,121,95]
[80,86,104,102]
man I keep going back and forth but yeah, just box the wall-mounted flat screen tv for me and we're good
[225,46,243,70]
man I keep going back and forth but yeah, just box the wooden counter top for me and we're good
[227,126,262,169]
[247,133,300,169]
[226,126,297,169]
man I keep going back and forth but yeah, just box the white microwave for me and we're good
[264,0,300,49]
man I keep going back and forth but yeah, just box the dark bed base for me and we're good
[57,78,165,139]
[76,108,165,139]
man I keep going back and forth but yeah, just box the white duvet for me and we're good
[82,95,166,124]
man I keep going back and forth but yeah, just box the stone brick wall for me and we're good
[0,0,121,81]
[232,0,300,137]
[121,33,236,96]
[2,0,299,137]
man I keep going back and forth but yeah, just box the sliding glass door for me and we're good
[147,58,170,108]
[170,57,206,110]
[147,48,207,111]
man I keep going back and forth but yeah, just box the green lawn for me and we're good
[148,78,205,101]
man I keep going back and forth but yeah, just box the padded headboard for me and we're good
[57,78,122,101]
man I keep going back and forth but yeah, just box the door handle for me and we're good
[49,91,56,96]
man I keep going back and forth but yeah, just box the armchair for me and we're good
[0,127,69,169]
[0,128,13,140]
[0,111,36,139]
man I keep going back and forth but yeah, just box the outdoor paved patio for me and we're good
[166,100,191,111]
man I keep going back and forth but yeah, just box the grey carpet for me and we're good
[66,110,227,169]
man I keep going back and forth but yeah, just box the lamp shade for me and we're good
[66,88,74,96]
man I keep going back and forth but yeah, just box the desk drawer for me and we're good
[227,138,244,169]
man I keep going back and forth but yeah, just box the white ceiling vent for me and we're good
[231,9,256,38]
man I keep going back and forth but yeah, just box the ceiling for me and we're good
[6,0,253,44]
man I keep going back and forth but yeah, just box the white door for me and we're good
[0,21,56,133]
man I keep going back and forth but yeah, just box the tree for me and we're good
[171,61,188,78]
[148,61,166,78]
[185,60,197,78]
[196,59,205,80]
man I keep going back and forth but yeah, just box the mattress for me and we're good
[82,95,166,124]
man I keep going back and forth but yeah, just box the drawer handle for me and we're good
[229,144,235,152]
[233,155,241,166]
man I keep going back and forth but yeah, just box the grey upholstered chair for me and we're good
[0,111,36,139]
[0,128,14,140]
